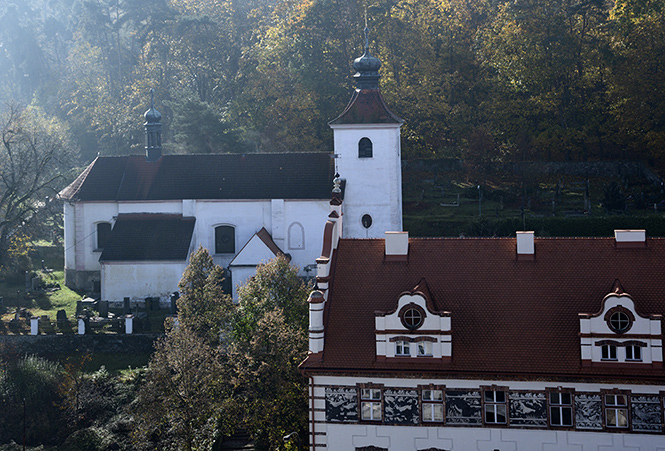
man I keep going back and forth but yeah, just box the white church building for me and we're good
[58,36,404,303]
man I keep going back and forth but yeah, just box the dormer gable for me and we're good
[375,279,451,361]
[579,280,663,367]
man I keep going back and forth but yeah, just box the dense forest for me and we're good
[1,0,663,167]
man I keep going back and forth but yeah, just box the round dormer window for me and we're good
[609,311,631,333]
[400,304,425,330]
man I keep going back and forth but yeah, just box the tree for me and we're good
[134,323,227,451]
[134,247,233,450]
[0,103,75,277]
[177,246,233,345]
[0,354,69,446]
[227,255,311,450]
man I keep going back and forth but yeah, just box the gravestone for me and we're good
[170,292,179,315]
[56,309,68,328]
[123,297,131,314]
[99,300,109,318]
[76,300,82,316]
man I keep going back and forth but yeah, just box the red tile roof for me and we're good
[99,214,195,262]
[329,89,403,125]
[301,237,665,381]
[59,153,334,202]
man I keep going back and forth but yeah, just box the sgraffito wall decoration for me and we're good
[445,390,482,425]
[326,387,358,422]
[575,393,603,430]
[631,395,662,432]
[384,389,419,424]
[509,391,547,427]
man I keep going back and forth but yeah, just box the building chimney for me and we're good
[614,229,646,248]
[516,231,535,260]
[385,231,408,262]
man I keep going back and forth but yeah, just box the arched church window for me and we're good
[96,222,112,250]
[215,225,235,254]
[358,137,373,158]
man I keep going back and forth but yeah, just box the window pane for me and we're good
[607,409,617,426]
[433,404,444,422]
[551,407,561,425]
[617,409,628,427]
[562,407,573,426]
[215,226,235,253]
[362,402,372,420]
[423,403,433,420]
[485,391,495,402]
[97,223,112,249]
[561,393,571,405]
[372,403,381,420]
[495,391,505,403]
[496,405,507,423]
[371,389,381,400]
[361,389,371,399]
[432,390,443,401]
[484,405,495,423]
[423,390,432,401]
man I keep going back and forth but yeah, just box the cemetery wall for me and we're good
[0,333,158,357]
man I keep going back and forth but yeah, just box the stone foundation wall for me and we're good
[0,333,159,357]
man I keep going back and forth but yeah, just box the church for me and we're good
[298,29,665,451]
[58,30,403,303]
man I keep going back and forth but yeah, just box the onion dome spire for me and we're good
[144,88,162,162]
[352,22,381,90]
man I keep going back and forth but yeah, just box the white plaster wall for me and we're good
[322,423,665,451]
[332,124,402,238]
[71,197,329,300]
[230,266,255,301]
[101,261,186,302]
[312,375,665,451]
[63,202,76,270]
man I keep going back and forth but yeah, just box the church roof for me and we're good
[328,89,403,125]
[59,152,334,202]
[99,214,195,262]
[302,237,665,381]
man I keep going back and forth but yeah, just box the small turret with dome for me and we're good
[144,89,162,162]
[352,25,382,90]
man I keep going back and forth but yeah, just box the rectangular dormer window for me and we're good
[605,394,628,428]
[601,344,617,360]
[625,345,642,361]
[395,341,410,356]
[417,341,432,356]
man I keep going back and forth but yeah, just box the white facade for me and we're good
[331,123,403,238]
[310,375,665,451]
[64,197,328,301]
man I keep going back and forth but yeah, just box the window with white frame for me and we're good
[360,388,382,421]
[421,388,444,422]
[483,389,507,424]
[601,343,617,360]
[625,343,644,361]
[549,392,573,427]
[604,394,628,428]
[395,340,410,356]
[417,340,433,356]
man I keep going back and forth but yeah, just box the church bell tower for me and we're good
[329,25,403,238]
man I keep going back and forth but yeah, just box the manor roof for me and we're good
[302,236,665,381]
